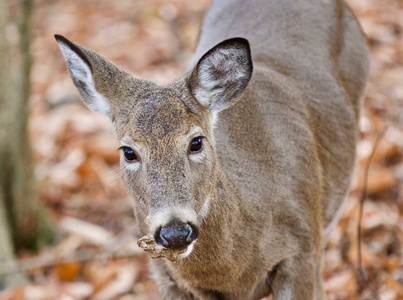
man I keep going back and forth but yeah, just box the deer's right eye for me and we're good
[119,146,138,162]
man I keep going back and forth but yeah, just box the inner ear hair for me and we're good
[190,37,253,113]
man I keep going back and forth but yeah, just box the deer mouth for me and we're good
[137,233,197,262]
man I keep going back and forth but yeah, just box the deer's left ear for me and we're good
[189,37,253,113]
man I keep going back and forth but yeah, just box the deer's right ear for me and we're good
[55,34,120,117]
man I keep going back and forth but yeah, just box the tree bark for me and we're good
[0,0,55,287]
[0,188,26,288]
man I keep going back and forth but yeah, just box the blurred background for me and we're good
[0,0,401,299]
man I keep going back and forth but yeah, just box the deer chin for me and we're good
[178,239,197,260]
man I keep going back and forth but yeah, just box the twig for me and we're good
[0,222,142,278]
[0,247,143,277]
[356,126,387,300]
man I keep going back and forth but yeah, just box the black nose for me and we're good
[155,220,198,250]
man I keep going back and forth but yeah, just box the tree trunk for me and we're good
[0,188,26,288]
[0,0,55,287]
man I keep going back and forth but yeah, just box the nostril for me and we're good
[155,223,198,250]
[155,227,170,248]
[187,223,198,243]
[185,224,193,243]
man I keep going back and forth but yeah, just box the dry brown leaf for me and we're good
[59,216,113,246]
[56,262,81,281]
[84,136,119,164]
[92,265,136,300]
[83,262,120,293]
[63,282,94,299]
[353,166,397,196]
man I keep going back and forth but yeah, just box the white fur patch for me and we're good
[189,150,206,163]
[178,240,196,260]
[324,196,348,239]
[57,42,110,116]
[276,285,292,299]
[148,208,198,234]
[211,111,218,127]
[197,196,210,223]
[123,160,141,172]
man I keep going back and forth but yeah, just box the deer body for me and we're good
[56,0,369,299]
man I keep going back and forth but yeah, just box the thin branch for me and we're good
[0,222,142,278]
[356,126,388,300]
[0,246,143,277]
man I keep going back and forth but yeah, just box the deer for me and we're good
[55,0,369,298]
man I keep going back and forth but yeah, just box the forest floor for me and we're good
[0,0,402,299]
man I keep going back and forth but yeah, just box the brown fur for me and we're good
[56,0,369,299]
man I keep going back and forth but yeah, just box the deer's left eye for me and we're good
[189,137,203,154]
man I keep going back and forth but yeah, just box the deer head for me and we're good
[56,34,252,255]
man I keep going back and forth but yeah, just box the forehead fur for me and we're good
[115,85,202,141]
